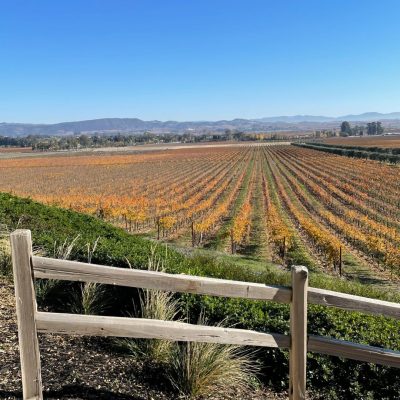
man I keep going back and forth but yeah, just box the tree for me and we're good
[352,125,364,136]
[340,121,351,136]
[224,129,233,141]
[79,134,90,146]
[367,122,377,135]
[376,121,384,135]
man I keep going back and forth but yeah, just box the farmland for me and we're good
[1,143,399,289]
[1,142,400,400]
[322,134,400,148]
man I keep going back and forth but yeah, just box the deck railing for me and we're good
[10,229,400,400]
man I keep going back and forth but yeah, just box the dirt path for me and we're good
[242,158,271,261]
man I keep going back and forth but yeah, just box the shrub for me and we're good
[35,279,61,307]
[0,224,12,276]
[180,295,400,398]
[293,143,400,164]
[0,236,12,276]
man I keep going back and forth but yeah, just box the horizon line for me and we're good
[2,111,400,125]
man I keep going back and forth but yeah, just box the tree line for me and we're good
[0,130,293,151]
[340,121,384,137]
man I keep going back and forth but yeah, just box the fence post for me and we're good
[289,265,308,400]
[10,229,43,400]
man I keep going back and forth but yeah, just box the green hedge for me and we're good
[306,142,400,154]
[294,143,400,164]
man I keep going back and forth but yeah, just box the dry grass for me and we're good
[35,236,80,305]
[69,236,111,315]
[115,288,179,363]
[116,245,180,363]
[53,234,80,259]
[76,282,110,315]
[168,330,260,399]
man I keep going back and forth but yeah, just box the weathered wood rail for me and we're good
[10,230,400,400]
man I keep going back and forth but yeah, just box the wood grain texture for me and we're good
[35,311,290,348]
[308,287,400,320]
[11,230,43,400]
[34,311,400,368]
[289,266,308,400]
[308,335,400,368]
[32,256,292,303]
[32,257,400,320]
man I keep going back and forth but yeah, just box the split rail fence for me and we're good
[10,230,400,400]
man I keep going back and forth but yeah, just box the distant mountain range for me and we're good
[257,112,400,123]
[2,112,400,136]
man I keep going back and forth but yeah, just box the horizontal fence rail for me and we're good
[10,230,400,400]
[36,312,290,348]
[32,256,292,303]
[307,287,400,320]
[34,311,400,369]
[308,335,400,368]
[33,256,400,320]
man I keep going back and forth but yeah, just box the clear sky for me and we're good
[1,0,400,123]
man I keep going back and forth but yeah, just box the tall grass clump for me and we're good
[168,319,259,399]
[116,288,180,363]
[116,245,180,363]
[35,235,80,306]
[53,235,80,259]
[70,281,110,315]
[69,237,110,315]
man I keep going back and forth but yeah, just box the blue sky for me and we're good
[1,0,400,123]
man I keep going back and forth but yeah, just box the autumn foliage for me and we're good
[0,143,398,276]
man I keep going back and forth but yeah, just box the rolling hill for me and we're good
[2,112,400,136]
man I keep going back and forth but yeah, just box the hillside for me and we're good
[0,193,399,399]
[3,112,400,136]
[0,118,300,136]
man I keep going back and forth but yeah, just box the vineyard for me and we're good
[323,134,400,148]
[1,144,399,288]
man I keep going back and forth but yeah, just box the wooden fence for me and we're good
[10,229,400,400]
